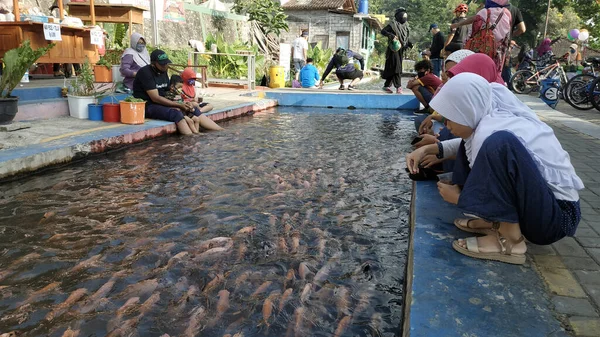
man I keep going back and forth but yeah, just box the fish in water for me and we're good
[251,281,272,298]
[139,292,160,315]
[207,289,230,328]
[76,278,116,314]
[165,251,189,269]
[18,281,60,307]
[198,237,233,251]
[261,293,277,326]
[291,232,301,254]
[237,242,248,262]
[298,262,313,280]
[107,297,140,331]
[45,288,88,321]
[119,279,159,298]
[203,273,225,294]
[369,313,383,337]
[300,283,312,303]
[333,315,351,337]
[106,315,139,337]
[69,254,102,274]
[236,226,256,235]
[279,288,293,311]
[284,269,296,289]
[60,327,79,337]
[278,237,289,254]
[335,286,351,318]
[194,246,232,261]
[184,306,206,337]
[234,271,251,292]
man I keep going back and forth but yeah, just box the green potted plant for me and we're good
[0,40,54,124]
[94,56,112,83]
[67,59,97,119]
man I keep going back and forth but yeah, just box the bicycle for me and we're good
[587,71,600,111]
[563,57,600,110]
[510,58,568,95]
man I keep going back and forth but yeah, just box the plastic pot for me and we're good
[93,65,112,83]
[103,103,120,123]
[88,103,103,121]
[0,97,18,124]
[67,95,96,119]
[119,101,145,124]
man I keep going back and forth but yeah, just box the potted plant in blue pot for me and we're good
[0,40,54,124]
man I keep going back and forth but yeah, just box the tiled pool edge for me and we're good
[407,181,568,336]
[0,99,277,181]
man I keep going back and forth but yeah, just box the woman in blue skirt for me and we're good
[406,73,583,264]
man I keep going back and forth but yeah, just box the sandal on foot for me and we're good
[452,229,526,265]
[454,218,495,235]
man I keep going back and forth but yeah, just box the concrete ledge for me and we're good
[0,120,176,180]
[409,181,568,337]
[15,99,69,121]
[260,90,419,110]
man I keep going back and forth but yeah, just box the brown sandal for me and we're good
[452,222,526,265]
[454,218,495,235]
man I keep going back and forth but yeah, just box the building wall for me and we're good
[282,10,363,52]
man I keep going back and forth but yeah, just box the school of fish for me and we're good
[0,111,413,336]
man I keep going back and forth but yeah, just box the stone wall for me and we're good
[282,10,362,52]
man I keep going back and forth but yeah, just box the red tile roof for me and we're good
[282,0,353,11]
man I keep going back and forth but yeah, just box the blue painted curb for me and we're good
[11,86,63,102]
[262,91,419,110]
[409,181,567,337]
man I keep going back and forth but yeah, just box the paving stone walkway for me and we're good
[520,96,600,337]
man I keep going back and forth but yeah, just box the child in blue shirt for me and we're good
[299,58,320,88]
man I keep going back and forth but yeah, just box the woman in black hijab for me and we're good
[381,8,413,94]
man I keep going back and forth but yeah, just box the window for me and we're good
[336,32,350,50]
[312,35,329,49]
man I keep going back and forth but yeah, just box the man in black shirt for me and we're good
[503,4,526,87]
[444,3,469,55]
[428,24,445,78]
[133,49,197,135]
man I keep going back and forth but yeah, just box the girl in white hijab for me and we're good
[406,73,583,265]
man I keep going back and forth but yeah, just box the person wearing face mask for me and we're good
[406,60,442,115]
[133,50,201,136]
[381,8,413,94]
[120,32,151,91]
[565,43,582,71]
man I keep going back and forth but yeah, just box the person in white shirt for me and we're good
[291,31,309,82]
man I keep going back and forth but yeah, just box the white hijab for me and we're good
[430,73,584,199]
[122,32,150,67]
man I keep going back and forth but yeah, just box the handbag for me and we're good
[465,9,505,59]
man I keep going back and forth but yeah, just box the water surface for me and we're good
[0,107,414,337]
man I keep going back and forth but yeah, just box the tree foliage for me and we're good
[232,0,289,36]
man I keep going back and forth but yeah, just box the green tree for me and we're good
[232,0,289,36]
[540,6,581,41]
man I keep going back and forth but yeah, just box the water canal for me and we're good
[0,107,414,337]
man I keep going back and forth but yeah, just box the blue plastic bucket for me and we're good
[88,103,103,121]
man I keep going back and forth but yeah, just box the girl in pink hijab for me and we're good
[446,53,505,85]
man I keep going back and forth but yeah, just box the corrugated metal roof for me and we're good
[282,0,349,10]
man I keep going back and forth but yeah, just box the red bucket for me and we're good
[103,103,120,123]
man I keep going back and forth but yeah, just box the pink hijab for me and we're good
[447,53,505,85]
